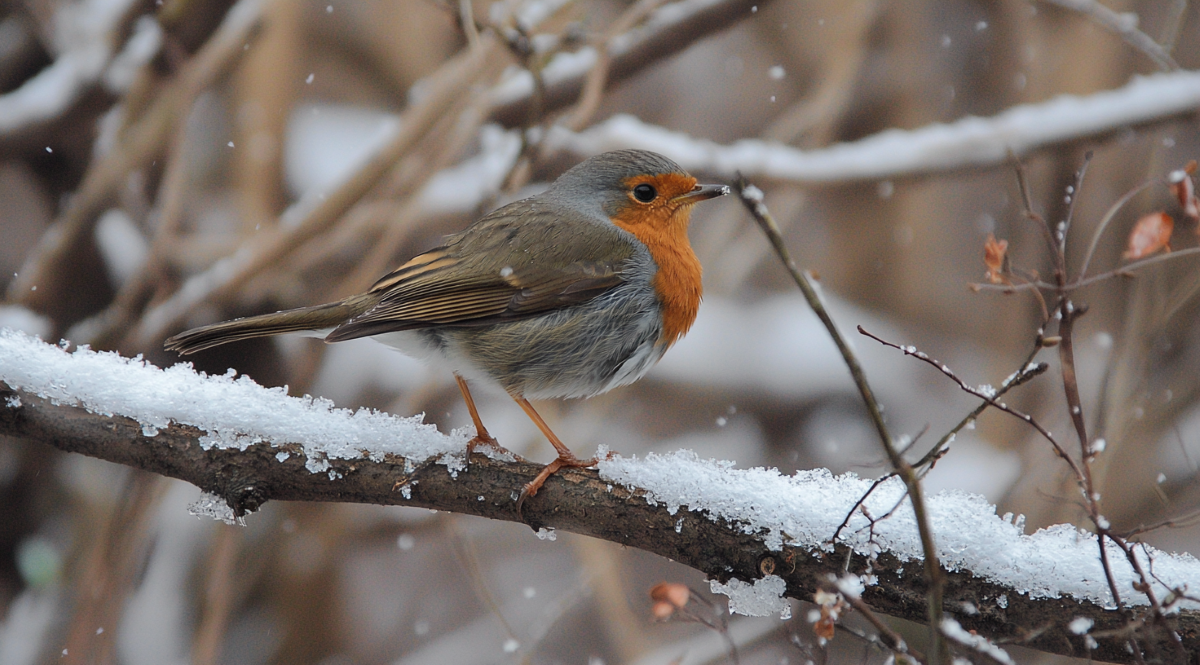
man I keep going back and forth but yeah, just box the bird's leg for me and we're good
[455,374,520,460]
[513,397,596,506]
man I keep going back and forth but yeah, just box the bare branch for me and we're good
[547,71,1200,183]
[735,179,949,663]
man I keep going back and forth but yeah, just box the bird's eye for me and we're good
[632,183,657,203]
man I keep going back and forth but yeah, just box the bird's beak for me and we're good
[674,183,730,203]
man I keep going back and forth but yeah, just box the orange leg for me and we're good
[513,396,596,505]
[455,374,518,459]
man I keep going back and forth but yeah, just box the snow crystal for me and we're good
[599,450,1200,609]
[187,492,240,526]
[710,575,790,619]
[0,329,468,472]
[535,528,557,541]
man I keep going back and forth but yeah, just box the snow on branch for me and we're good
[1,329,1198,662]
[547,70,1200,183]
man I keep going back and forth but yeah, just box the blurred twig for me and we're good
[560,0,665,132]
[7,0,265,325]
[1036,0,1179,72]
[133,34,511,345]
[193,525,240,665]
[487,0,772,125]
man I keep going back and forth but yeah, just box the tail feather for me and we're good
[164,301,360,355]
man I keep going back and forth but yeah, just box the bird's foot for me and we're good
[515,453,597,516]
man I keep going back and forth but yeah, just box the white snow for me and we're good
[4,328,1199,612]
[94,209,149,287]
[546,70,1200,183]
[598,450,1200,610]
[0,329,469,474]
[0,306,50,338]
[709,575,791,619]
[941,617,1014,665]
[284,103,401,198]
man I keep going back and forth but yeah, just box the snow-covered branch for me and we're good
[1,329,1197,663]
[547,70,1200,182]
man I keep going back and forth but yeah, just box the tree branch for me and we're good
[2,385,1196,664]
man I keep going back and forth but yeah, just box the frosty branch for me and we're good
[1,383,1197,664]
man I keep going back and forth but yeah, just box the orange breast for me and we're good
[610,173,703,348]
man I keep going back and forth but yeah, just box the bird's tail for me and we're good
[164,301,364,355]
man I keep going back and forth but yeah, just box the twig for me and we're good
[487,0,771,125]
[973,246,1200,293]
[1036,0,1179,72]
[132,35,510,345]
[734,178,949,664]
[560,0,665,132]
[858,326,1081,477]
[1119,508,1200,539]
[6,0,265,319]
[1077,178,1159,279]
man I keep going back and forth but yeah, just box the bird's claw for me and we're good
[515,453,598,519]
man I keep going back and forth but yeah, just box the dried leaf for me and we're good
[814,614,836,641]
[1168,160,1199,223]
[983,234,1009,284]
[1123,211,1173,260]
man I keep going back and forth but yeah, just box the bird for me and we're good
[165,149,728,504]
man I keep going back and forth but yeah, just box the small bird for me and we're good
[165,149,727,503]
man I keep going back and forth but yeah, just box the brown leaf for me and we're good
[814,615,836,641]
[1123,211,1174,260]
[983,234,1009,284]
[1168,160,1199,223]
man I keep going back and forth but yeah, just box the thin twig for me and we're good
[858,326,1082,477]
[1058,151,1093,253]
[561,0,665,132]
[1077,178,1159,279]
[825,580,926,663]
[1036,0,1179,72]
[735,177,949,664]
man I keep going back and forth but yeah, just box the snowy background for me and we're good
[1,0,1199,663]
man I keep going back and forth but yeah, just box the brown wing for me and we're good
[324,203,634,343]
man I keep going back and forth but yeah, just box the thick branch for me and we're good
[2,386,1196,664]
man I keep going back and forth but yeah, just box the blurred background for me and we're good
[0,0,1198,663]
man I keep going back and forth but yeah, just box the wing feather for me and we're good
[324,205,635,343]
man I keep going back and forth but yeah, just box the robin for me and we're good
[165,149,728,504]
